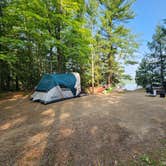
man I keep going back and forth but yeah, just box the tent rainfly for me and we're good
[31,72,81,104]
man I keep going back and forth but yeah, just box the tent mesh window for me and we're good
[59,84,70,91]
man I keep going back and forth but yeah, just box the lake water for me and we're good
[123,83,141,91]
[121,79,142,91]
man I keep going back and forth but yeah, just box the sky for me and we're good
[124,0,166,78]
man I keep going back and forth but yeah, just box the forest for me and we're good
[0,0,138,92]
[136,21,166,88]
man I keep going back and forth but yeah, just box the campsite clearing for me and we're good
[0,91,166,165]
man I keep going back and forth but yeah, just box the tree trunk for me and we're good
[15,76,19,91]
[91,52,95,94]
[57,46,63,72]
[107,73,112,87]
[159,42,164,86]
[107,52,112,86]
[7,75,10,90]
[56,0,63,73]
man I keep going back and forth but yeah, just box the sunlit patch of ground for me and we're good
[0,91,165,165]
[0,91,30,101]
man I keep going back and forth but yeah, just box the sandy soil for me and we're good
[0,91,166,166]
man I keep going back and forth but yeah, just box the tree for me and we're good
[0,0,138,92]
[0,0,91,90]
[136,21,166,87]
[136,57,153,88]
[98,0,138,85]
[148,24,166,86]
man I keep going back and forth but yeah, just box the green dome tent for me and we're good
[31,72,81,104]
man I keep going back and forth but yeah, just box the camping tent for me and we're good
[31,72,81,104]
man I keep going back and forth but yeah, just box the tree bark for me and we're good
[56,0,63,73]
[15,76,19,90]
[159,42,164,86]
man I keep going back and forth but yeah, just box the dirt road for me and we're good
[0,91,166,165]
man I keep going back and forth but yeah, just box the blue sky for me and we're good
[125,0,166,78]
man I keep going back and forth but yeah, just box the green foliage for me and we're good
[95,0,138,85]
[140,154,157,165]
[136,21,166,88]
[103,86,114,94]
[136,57,153,88]
[0,0,138,91]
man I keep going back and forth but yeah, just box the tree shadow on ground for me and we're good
[0,92,166,165]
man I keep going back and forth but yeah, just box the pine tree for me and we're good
[136,21,166,88]
[98,0,138,85]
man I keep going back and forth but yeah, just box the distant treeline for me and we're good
[136,20,166,88]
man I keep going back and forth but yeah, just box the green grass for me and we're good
[127,139,166,166]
